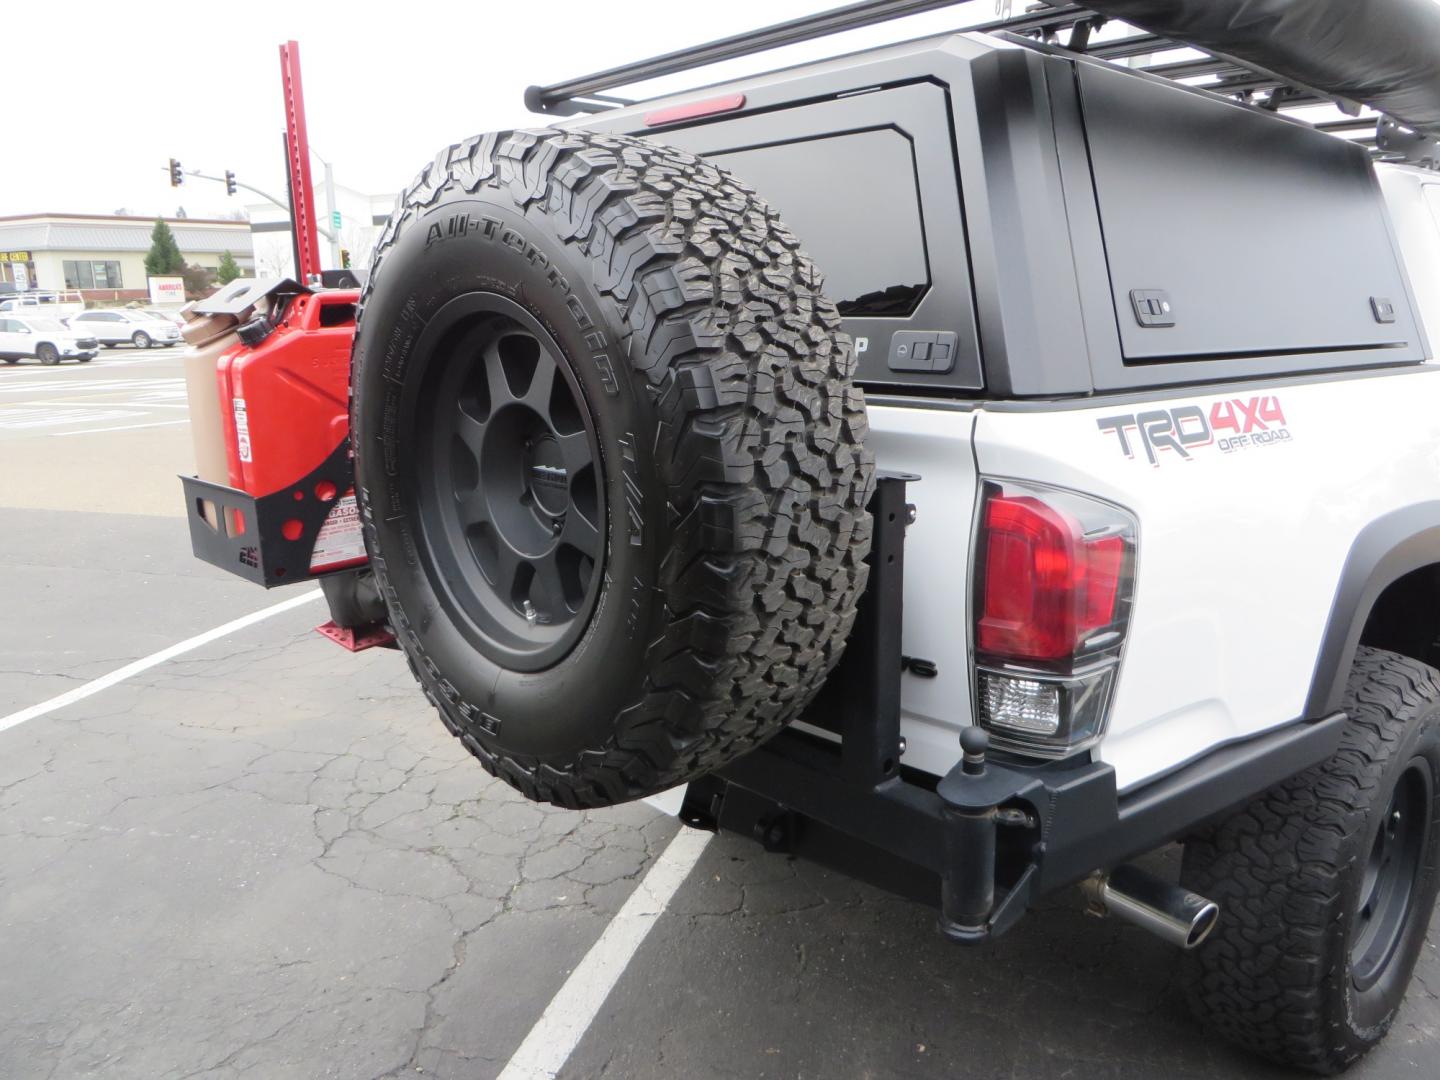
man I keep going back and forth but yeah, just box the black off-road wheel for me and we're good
[351,129,874,808]
[1180,647,1440,1073]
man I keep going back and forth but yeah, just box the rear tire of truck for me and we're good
[350,129,874,808]
[1179,647,1440,1074]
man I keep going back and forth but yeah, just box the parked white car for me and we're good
[0,315,98,365]
[68,309,181,349]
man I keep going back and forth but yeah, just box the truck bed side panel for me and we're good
[972,369,1440,791]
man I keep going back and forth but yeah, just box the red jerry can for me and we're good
[215,288,364,574]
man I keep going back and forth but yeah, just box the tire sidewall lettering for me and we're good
[354,190,663,760]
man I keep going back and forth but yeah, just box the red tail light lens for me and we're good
[976,484,1133,665]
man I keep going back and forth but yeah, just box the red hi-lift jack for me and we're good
[279,41,393,651]
[180,41,393,651]
[279,41,324,286]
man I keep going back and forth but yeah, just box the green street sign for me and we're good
[330,210,342,230]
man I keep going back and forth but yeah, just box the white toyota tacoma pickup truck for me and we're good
[180,0,1440,1072]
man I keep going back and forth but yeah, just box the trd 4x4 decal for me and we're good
[1097,395,1292,466]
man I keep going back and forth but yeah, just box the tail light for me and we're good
[971,479,1137,758]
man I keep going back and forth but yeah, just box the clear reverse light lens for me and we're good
[979,671,1061,735]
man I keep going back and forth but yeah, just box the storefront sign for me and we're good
[148,276,185,304]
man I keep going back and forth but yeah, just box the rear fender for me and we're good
[1305,502,1440,716]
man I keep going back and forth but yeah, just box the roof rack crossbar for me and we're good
[1318,117,1380,134]
[1139,56,1244,81]
[1084,33,1175,60]
[1208,73,1328,105]
[525,0,972,116]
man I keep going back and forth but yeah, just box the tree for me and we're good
[181,262,218,299]
[144,220,185,277]
[216,250,242,285]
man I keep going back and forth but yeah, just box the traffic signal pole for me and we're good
[279,40,322,283]
[177,169,289,214]
[160,166,338,244]
[166,41,338,279]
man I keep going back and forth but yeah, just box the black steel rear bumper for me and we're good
[180,441,358,588]
[681,474,1345,942]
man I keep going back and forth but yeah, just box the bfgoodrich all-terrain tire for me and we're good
[351,129,874,808]
[1179,647,1440,1073]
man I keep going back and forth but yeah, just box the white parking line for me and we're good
[0,590,323,735]
[38,401,191,409]
[84,357,181,368]
[51,419,191,436]
[0,377,185,395]
[0,406,146,430]
[497,825,713,1080]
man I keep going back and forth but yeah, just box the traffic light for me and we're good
[224,170,237,196]
[168,158,183,187]
[340,249,351,269]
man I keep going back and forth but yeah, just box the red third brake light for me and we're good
[976,491,1127,663]
[644,93,746,127]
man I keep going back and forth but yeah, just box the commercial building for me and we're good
[0,213,255,302]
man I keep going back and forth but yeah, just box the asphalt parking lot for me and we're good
[0,350,1436,1079]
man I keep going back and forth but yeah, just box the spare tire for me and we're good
[351,128,874,808]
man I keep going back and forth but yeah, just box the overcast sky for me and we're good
[1,0,1005,220]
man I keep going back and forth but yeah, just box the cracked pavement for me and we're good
[0,518,680,1079]
[0,367,1436,1079]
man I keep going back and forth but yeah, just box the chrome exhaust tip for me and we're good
[1080,864,1220,950]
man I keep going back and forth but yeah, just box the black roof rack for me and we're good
[523,0,968,115]
[525,0,1440,167]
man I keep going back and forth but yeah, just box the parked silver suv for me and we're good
[68,309,181,349]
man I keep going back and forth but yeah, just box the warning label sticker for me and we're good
[310,492,367,572]
[233,398,252,463]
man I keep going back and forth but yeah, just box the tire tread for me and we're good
[1180,646,1440,1073]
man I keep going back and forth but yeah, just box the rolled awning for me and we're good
[1076,0,1440,137]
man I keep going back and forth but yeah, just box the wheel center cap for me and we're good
[526,434,569,517]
